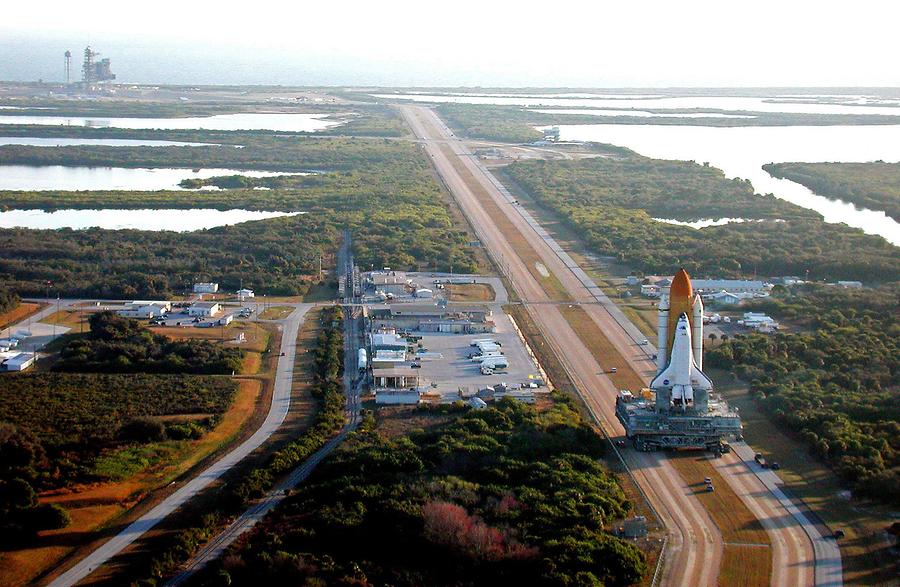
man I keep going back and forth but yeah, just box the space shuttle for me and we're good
[651,269,712,410]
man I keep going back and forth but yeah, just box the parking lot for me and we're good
[409,310,544,400]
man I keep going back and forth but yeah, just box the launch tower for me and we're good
[616,269,742,452]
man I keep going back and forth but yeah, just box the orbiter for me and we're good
[651,268,712,410]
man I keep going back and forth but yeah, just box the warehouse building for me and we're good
[117,300,171,319]
[188,302,221,317]
[370,304,494,333]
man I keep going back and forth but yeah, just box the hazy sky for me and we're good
[2,0,898,86]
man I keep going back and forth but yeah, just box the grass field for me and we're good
[711,368,900,585]
[447,283,495,302]
[258,305,295,320]
[0,301,42,331]
[720,545,773,587]
[668,452,769,545]
[301,280,338,302]
[557,304,646,391]
[151,322,270,353]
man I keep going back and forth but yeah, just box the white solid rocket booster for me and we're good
[656,295,670,372]
[691,294,704,370]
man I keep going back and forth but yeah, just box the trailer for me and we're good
[470,351,503,362]
[480,357,509,370]
[358,348,368,371]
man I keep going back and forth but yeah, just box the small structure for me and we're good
[375,391,421,405]
[623,516,648,539]
[236,288,255,300]
[218,314,234,326]
[193,282,219,294]
[414,288,433,299]
[2,352,35,371]
[640,284,661,298]
[188,302,221,317]
[626,275,639,286]
[467,397,488,409]
[706,291,745,305]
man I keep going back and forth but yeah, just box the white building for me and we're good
[371,332,408,351]
[371,273,412,295]
[740,312,779,330]
[690,279,771,294]
[218,314,234,326]
[117,301,171,319]
[641,284,661,297]
[837,281,863,289]
[193,282,219,294]
[236,288,255,300]
[188,302,221,317]
[3,352,35,371]
[371,349,407,368]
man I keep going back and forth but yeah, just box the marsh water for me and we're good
[0,112,343,132]
[0,166,300,191]
[0,208,302,231]
[0,136,217,147]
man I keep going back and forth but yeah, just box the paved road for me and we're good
[402,105,831,587]
[46,304,313,587]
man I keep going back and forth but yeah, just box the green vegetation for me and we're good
[0,372,235,489]
[0,423,70,541]
[55,312,243,374]
[764,161,900,222]
[437,104,544,143]
[706,284,899,505]
[0,287,18,314]
[0,136,407,172]
[505,156,900,281]
[196,396,645,587]
[0,139,478,298]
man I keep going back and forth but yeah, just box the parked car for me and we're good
[771,462,781,470]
